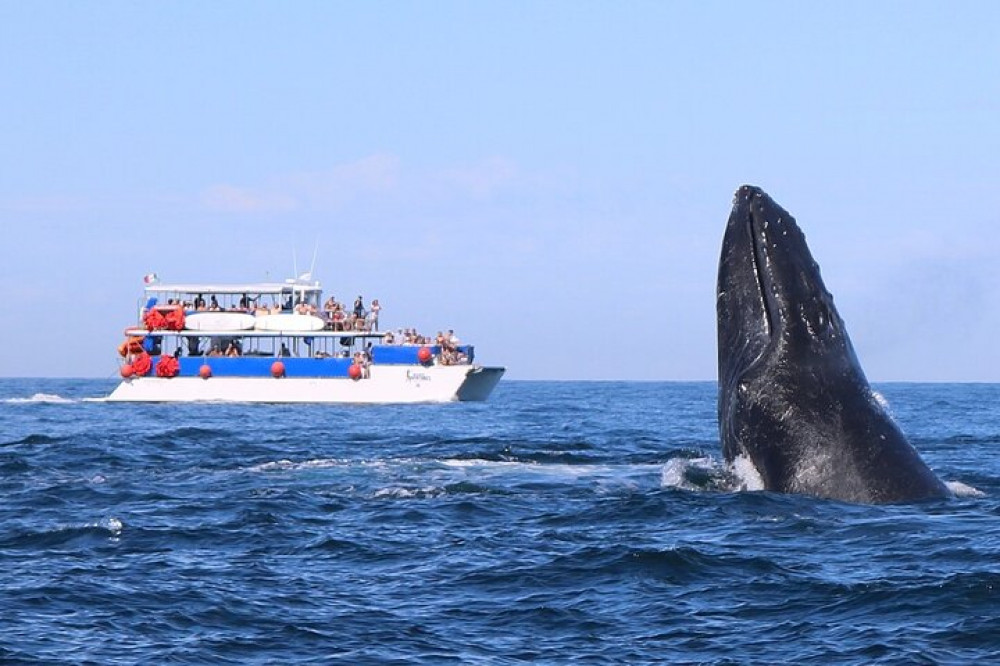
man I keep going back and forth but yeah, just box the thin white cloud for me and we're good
[434,157,518,198]
[198,154,527,214]
[201,184,298,213]
[201,154,402,213]
[278,153,402,208]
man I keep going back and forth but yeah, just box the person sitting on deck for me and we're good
[323,296,338,319]
[225,342,241,357]
[331,307,346,331]
[209,296,221,311]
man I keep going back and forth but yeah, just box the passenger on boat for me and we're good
[323,296,338,319]
[269,302,282,315]
[353,351,371,378]
[209,296,221,311]
[349,313,367,331]
[239,293,250,310]
[369,299,381,331]
[279,343,291,357]
[207,345,223,357]
[383,331,395,344]
[353,296,365,320]
[225,342,241,357]
[295,301,317,315]
[331,307,346,331]
[194,294,206,310]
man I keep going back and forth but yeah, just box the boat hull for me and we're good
[105,364,504,404]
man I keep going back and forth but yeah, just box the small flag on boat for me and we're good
[143,273,159,285]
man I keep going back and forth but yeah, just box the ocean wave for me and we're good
[1,433,69,447]
[0,517,123,550]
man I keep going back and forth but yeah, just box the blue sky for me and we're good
[1,2,998,380]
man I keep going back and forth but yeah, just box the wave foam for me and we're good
[729,454,766,491]
[3,393,75,404]
[947,480,986,498]
[659,455,765,494]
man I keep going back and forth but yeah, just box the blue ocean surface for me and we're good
[1,379,998,664]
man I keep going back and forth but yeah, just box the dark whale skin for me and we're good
[717,185,950,503]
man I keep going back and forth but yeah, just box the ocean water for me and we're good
[1,379,999,665]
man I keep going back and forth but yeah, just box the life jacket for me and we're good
[144,309,167,330]
[118,336,146,357]
[163,307,186,331]
[131,352,152,376]
[155,355,180,377]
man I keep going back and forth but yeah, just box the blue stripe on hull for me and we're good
[172,357,354,377]
[371,345,474,364]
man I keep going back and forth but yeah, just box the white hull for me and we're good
[105,364,504,404]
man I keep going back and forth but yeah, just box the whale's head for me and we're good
[717,185,860,385]
[716,186,867,463]
[714,186,949,503]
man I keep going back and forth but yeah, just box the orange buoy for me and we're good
[271,361,285,378]
[199,364,212,379]
[348,363,362,380]
[417,346,433,364]
[120,364,134,378]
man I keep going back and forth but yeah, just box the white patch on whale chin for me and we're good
[730,454,766,491]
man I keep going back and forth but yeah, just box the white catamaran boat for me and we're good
[106,276,504,403]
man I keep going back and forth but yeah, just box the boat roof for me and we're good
[145,281,322,295]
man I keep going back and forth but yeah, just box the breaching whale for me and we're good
[716,185,950,503]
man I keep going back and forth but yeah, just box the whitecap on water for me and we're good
[3,393,75,404]
[947,480,986,498]
[373,486,444,499]
[101,516,124,535]
[659,455,765,493]
[729,454,766,491]
[247,458,348,472]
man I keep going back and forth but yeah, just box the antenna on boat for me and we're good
[304,240,319,282]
